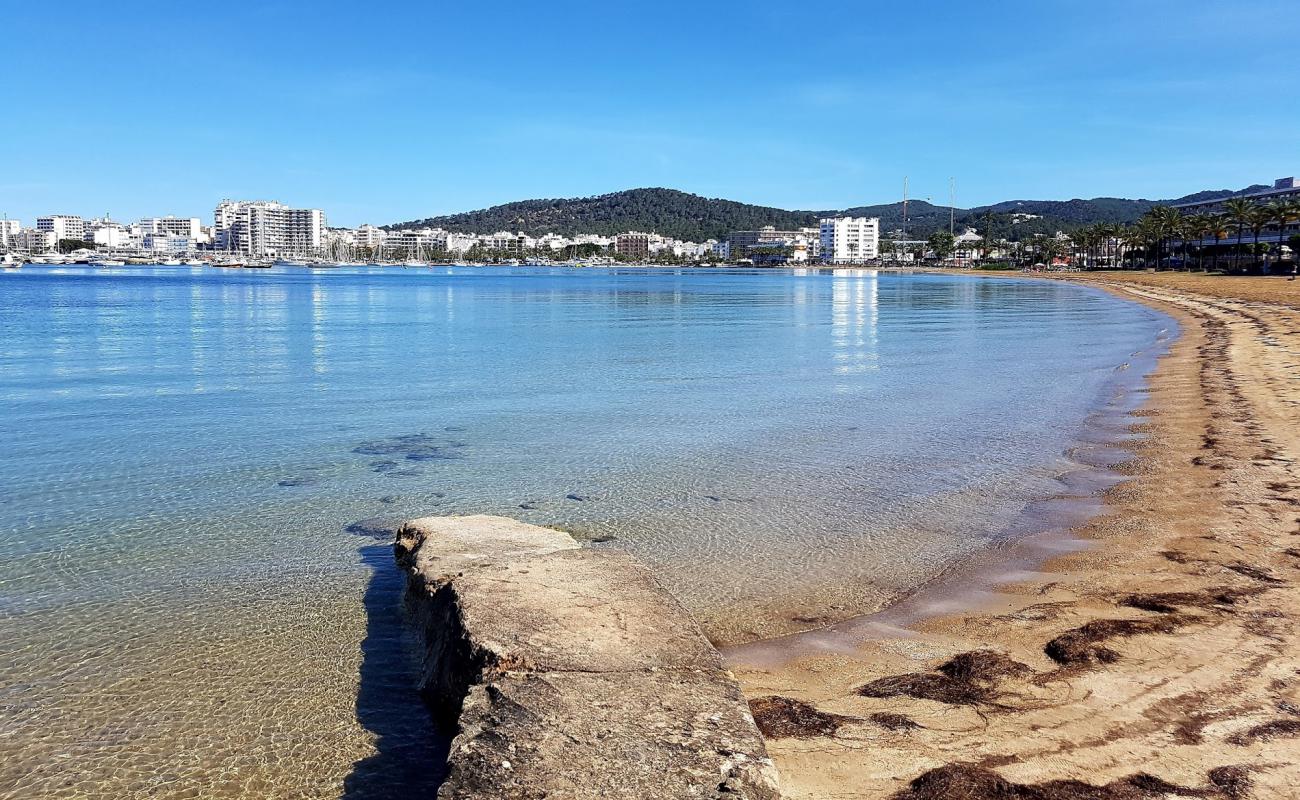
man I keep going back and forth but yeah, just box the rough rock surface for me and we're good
[395,515,781,799]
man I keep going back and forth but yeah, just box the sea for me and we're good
[0,265,1173,798]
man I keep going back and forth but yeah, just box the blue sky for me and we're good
[3,0,1297,227]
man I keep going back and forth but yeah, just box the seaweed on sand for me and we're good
[869,712,921,731]
[1223,562,1285,585]
[747,696,855,739]
[1043,614,1198,666]
[857,650,1031,709]
[891,763,1250,800]
[1120,586,1263,614]
[1226,718,1300,745]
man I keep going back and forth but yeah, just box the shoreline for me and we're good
[729,272,1300,798]
[722,269,1171,657]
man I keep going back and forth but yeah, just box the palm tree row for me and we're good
[1063,197,1300,272]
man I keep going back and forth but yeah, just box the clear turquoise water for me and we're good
[0,265,1172,798]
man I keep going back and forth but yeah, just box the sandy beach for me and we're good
[730,272,1300,799]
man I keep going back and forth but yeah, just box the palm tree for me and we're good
[1185,214,1215,271]
[1223,198,1256,274]
[1155,206,1181,269]
[1112,224,1132,269]
[1246,206,1273,273]
[1207,214,1230,272]
[1265,199,1300,269]
[1136,207,1178,269]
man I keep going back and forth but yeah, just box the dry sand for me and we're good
[729,272,1300,799]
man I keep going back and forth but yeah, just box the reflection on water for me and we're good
[0,265,1172,797]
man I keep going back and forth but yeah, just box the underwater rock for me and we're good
[344,517,404,540]
[277,477,318,487]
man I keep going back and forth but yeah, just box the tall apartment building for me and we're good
[614,232,651,259]
[213,200,325,256]
[727,226,821,258]
[36,215,86,243]
[819,217,880,264]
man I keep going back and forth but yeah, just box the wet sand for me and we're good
[728,272,1300,798]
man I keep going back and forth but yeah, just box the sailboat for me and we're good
[403,240,428,268]
[1,253,21,269]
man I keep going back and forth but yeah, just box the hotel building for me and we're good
[1173,177,1300,247]
[819,216,880,264]
[36,215,86,243]
[214,200,325,256]
[727,226,822,259]
[614,232,651,258]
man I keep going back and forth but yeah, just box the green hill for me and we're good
[387,188,822,241]
[387,185,1274,242]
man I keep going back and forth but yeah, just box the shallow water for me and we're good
[0,265,1172,798]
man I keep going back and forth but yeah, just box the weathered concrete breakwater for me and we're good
[394,515,781,798]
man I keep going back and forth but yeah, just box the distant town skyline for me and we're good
[4,0,1297,227]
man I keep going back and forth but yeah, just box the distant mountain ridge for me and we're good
[387,184,1272,242]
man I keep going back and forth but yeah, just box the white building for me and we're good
[819,216,880,264]
[142,233,196,253]
[15,229,56,252]
[0,219,20,249]
[386,227,448,254]
[354,224,386,249]
[86,218,132,248]
[140,216,202,240]
[214,200,325,256]
[443,233,477,255]
[36,215,86,243]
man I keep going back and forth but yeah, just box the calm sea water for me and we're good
[0,265,1172,798]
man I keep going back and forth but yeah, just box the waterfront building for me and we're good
[213,200,325,257]
[0,219,20,249]
[142,233,196,253]
[36,215,85,243]
[86,218,132,248]
[614,232,652,259]
[139,216,203,240]
[386,227,448,255]
[726,226,821,259]
[354,224,386,249]
[483,231,529,255]
[954,228,984,263]
[446,233,478,255]
[534,233,569,252]
[15,229,56,252]
[1173,176,1300,248]
[819,216,880,264]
